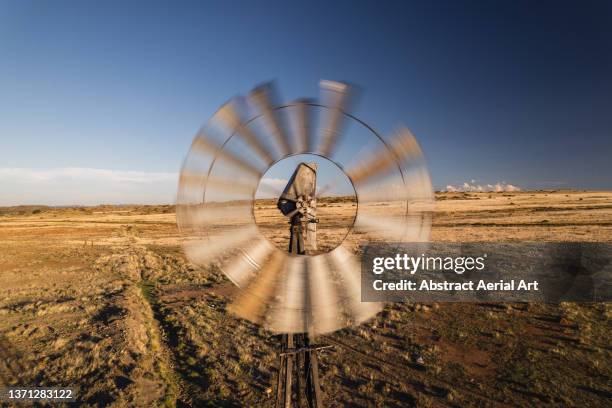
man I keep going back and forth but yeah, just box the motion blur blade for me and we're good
[355,179,408,203]
[267,256,307,333]
[202,174,258,196]
[250,83,291,157]
[192,134,263,178]
[256,180,284,198]
[222,239,275,288]
[229,251,286,325]
[178,170,207,191]
[355,174,433,210]
[354,212,407,240]
[181,203,252,226]
[317,80,354,157]
[406,212,432,242]
[354,212,429,242]
[183,225,259,266]
[292,99,312,153]
[316,171,348,198]
[177,80,433,339]
[307,255,343,336]
[180,171,259,198]
[176,203,254,233]
[327,246,382,325]
[403,170,434,203]
[346,127,425,185]
[215,101,275,166]
[176,199,205,226]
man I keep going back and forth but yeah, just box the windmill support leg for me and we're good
[305,335,323,408]
[285,334,294,407]
[289,216,306,255]
[276,334,325,408]
[296,335,304,408]
[276,335,286,408]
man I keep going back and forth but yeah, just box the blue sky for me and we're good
[0,1,610,205]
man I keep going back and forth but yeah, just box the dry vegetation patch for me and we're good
[0,191,610,406]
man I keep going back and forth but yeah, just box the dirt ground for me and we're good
[0,191,610,407]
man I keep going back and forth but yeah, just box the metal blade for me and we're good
[229,250,286,325]
[256,177,284,198]
[326,246,382,325]
[215,100,275,166]
[291,98,312,153]
[222,239,275,288]
[250,83,291,157]
[316,172,348,198]
[307,255,343,336]
[191,134,263,178]
[205,175,257,196]
[180,171,260,197]
[346,127,425,185]
[182,225,259,266]
[179,202,252,226]
[178,170,206,191]
[317,80,354,157]
[354,211,431,242]
[267,256,307,333]
[354,212,409,241]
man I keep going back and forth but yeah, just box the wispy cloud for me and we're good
[256,177,287,198]
[445,180,521,192]
[259,177,287,190]
[0,167,177,183]
[0,167,179,206]
[0,168,293,205]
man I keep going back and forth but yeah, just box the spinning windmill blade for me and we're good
[177,80,433,334]
[177,80,433,407]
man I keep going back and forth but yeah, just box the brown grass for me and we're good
[0,191,610,406]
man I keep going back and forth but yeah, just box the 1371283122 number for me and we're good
[1,387,75,401]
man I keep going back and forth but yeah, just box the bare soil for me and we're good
[0,191,610,407]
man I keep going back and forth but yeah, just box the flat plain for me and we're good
[0,191,610,407]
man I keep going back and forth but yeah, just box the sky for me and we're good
[0,0,610,205]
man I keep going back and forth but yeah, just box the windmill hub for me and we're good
[254,154,357,254]
[295,196,311,215]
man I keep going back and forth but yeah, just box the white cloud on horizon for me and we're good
[255,177,288,199]
[0,167,178,183]
[258,177,288,189]
[0,167,179,206]
[0,168,292,206]
[445,181,521,192]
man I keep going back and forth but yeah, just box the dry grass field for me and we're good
[0,191,611,407]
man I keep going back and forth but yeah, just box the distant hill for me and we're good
[0,205,51,215]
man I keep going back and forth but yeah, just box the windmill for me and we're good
[177,80,433,407]
[277,162,318,254]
